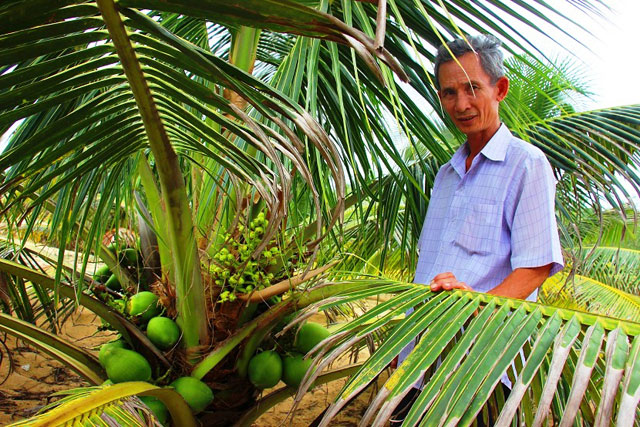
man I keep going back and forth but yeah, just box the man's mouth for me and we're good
[457,115,476,122]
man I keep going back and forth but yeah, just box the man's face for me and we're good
[437,52,508,144]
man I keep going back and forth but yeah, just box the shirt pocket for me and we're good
[454,203,502,255]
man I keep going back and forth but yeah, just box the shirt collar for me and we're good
[480,123,510,162]
[449,123,511,177]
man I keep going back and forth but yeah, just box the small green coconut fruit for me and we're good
[248,350,282,389]
[121,248,138,266]
[146,317,181,350]
[295,322,331,354]
[139,395,168,425]
[127,291,162,323]
[104,348,152,383]
[282,353,314,388]
[170,376,214,413]
[93,265,111,283]
[98,339,126,367]
[104,274,121,292]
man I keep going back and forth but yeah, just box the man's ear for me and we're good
[495,76,509,101]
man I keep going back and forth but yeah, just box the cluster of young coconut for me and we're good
[247,322,331,391]
[93,243,214,423]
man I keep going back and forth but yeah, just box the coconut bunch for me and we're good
[97,296,213,423]
[247,322,331,390]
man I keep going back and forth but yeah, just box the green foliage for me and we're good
[542,208,640,321]
[297,284,640,426]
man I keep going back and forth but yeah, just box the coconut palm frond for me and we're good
[286,282,640,426]
[0,0,358,276]
[0,242,77,330]
[501,54,639,235]
[575,246,640,292]
[503,54,593,126]
[323,155,441,278]
[525,105,640,212]
[8,382,195,427]
[0,312,105,385]
[0,0,363,346]
[583,211,640,249]
[542,272,640,322]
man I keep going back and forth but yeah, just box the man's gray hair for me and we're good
[433,34,505,89]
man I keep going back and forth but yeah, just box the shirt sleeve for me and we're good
[510,154,564,276]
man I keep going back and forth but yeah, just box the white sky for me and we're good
[534,0,640,110]
[553,0,640,207]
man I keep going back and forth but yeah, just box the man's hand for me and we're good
[429,272,472,292]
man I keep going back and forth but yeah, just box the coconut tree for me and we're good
[542,208,640,321]
[2,0,640,426]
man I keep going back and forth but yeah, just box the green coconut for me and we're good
[146,317,181,350]
[104,348,152,383]
[106,242,117,254]
[248,350,282,389]
[139,395,168,425]
[98,339,126,367]
[295,322,331,354]
[127,291,162,323]
[282,353,314,388]
[170,376,214,413]
[104,274,122,292]
[121,248,139,266]
[92,265,111,283]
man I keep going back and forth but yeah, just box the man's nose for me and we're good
[455,93,471,112]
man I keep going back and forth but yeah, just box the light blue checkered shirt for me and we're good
[415,124,564,299]
[399,125,564,384]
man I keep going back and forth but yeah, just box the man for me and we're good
[391,34,563,424]
[418,34,563,300]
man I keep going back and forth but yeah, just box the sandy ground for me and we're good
[0,309,117,424]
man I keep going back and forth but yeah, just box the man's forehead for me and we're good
[441,77,482,87]
[438,54,490,86]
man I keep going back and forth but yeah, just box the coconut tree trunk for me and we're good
[224,26,262,112]
[97,0,208,349]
